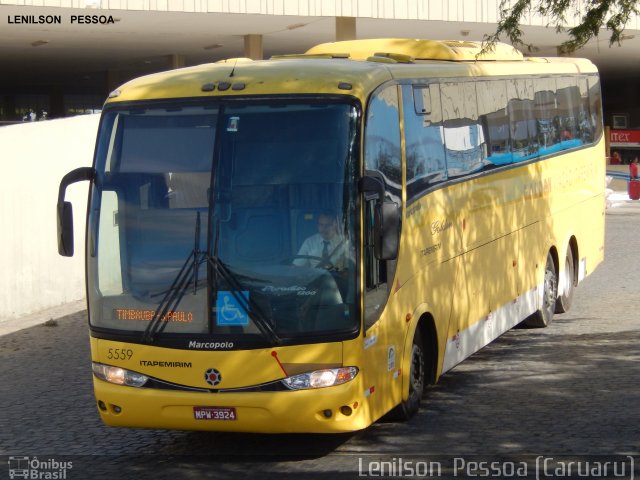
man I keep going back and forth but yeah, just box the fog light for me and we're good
[340,405,353,416]
[97,400,107,411]
[323,409,332,418]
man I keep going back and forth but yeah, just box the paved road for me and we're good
[1,199,639,479]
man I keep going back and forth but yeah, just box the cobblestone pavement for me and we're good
[1,202,639,479]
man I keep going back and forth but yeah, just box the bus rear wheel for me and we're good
[391,330,425,420]
[524,252,557,328]
[555,247,575,314]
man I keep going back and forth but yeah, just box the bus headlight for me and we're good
[282,367,358,390]
[92,362,148,387]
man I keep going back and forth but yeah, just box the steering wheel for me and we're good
[285,255,337,270]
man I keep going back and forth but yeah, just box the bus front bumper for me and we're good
[92,377,370,433]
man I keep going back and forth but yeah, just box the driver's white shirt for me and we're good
[294,234,352,268]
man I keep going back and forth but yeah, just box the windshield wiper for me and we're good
[207,254,281,346]
[142,212,204,343]
[142,212,280,346]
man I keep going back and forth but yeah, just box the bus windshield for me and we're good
[87,100,360,344]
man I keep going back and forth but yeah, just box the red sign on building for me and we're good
[610,129,640,145]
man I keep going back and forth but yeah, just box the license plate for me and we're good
[193,406,237,421]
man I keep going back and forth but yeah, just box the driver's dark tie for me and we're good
[322,240,330,261]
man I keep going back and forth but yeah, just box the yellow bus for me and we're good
[57,39,605,433]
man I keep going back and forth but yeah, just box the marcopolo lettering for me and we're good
[188,341,234,350]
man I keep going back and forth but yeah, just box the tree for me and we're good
[484,0,640,53]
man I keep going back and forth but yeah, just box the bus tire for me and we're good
[555,246,575,314]
[524,252,557,328]
[391,330,425,420]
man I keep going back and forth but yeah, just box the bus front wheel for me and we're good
[391,330,425,420]
[524,252,557,328]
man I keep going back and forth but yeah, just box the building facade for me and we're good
[1,0,640,133]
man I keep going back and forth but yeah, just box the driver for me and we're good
[294,211,353,269]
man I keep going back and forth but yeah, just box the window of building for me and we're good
[64,94,104,116]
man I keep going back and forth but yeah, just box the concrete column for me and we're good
[244,34,263,60]
[105,69,120,93]
[169,54,186,69]
[2,95,17,121]
[48,86,64,118]
[336,16,356,41]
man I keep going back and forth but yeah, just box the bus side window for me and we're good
[404,84,447,200]
[578,77,594,142]
[556,77,581,146]
[534,78,558,152]
[478,80,510,166]
[363,84,402,328]
[441,81,483,177]
[507,78,537,162]
[587,76,603,141]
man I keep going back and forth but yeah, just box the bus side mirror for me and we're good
[58,201,75,257]
[374,201,400,260]
[57,167,95,257]
[359,174,400,261]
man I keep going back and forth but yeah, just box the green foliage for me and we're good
[483,0,640,54]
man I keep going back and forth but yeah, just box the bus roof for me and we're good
[106,39,598,105]
[304,38,525,62]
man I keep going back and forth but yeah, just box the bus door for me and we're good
[361,85,405,418]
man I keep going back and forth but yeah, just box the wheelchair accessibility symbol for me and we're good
[216,291,250,326]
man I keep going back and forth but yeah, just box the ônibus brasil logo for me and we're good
[8,456,73,479]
